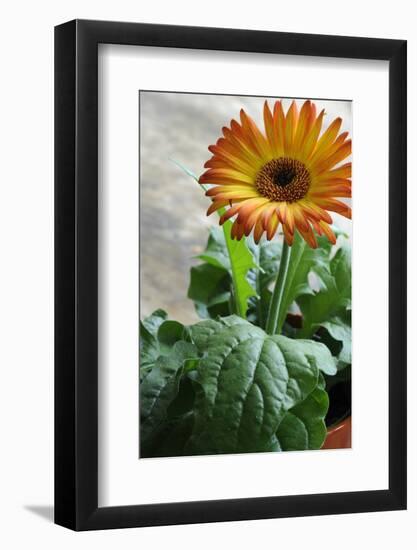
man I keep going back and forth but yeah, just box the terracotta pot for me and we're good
[322,416,351,449]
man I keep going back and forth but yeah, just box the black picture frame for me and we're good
[55,19,407,531]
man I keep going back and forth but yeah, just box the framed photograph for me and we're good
[55,19,407,530]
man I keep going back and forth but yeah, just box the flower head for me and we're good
[199,100,351,248]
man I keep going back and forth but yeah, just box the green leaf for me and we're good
[188,262,231,318]
[289,338,337,376]
[317,371,326,390]
[247,239,281,329]
[298,243,351,338]
[140,314,334,456]
[196,226,231,270]
[142,309,168,336]
[167,376,196,417]
[139,309,168,369]
[187,318,225,349]
[221,221,258,319]
[275,386,329,450]
[320,313,351,366]
[140,340,200,444]
[189,226,257,320]
[141,412,195,458]
[185,318,331,454]
[188,315,247,350]
[157,320,186,350]
[139,310,201,457]
[277,233,334,333]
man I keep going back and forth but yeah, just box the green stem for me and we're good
[265,240,291,335]
[254,247,264,327]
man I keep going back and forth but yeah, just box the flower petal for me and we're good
[317,221,337,244]
[293,100,312,151]
[314,140,352,174]
[205,185,258,197]
[310,132,349,172]
[237,197,271,223]
[282,224,294,246]
[243,204,267,236]
[260,202,279,230]
[253,219,265,243]
[297,225,318,248]
[273,101,286,155]
[240,109,271,160]
[200,168,255,185]
[206,200,228,216]
[266,212,279,240]
[231,219,245,240]
[314,197,352,218]
[309,117,342,162]
[277,202,295,234]
[300,109,325,160]
[300,200,333,224]
[263,101,278,154]
[284,100,298,156]
[317,162,352,181]
[219,202,246,224]
[293,204,311,232]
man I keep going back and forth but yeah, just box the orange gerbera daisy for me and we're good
[199,100,351,248]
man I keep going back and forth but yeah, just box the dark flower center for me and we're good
[275,168,296,187]
[255,157,310,202]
